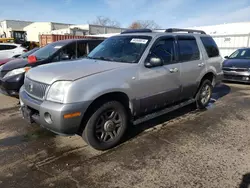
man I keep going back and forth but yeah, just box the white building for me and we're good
[23,22,73,42]
[0,20,33,38]
[188,22,250,56]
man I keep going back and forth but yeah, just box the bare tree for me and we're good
[91,16,120,27]
[129,20,160,29]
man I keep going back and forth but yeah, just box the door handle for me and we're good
[198,63,205,67]
[169,68,179,73]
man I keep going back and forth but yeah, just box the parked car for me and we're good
[0,43,27,59]
[0,47,39,66]
[0,39,103,96]
[19,28,223,150]
[223,48,250,82]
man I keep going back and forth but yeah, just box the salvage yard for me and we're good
[1,83,250,188]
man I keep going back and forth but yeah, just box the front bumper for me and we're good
[19,86,91,135]
[0,73,24,96]
[215,72,224,86]
[223,70,250,83]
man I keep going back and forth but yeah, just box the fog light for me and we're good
[44,112,52,124]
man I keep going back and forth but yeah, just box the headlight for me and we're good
[46,81,71,103]
[3,67,30,79]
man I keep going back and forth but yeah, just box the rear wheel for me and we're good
[82,101,128,150]
[195,80,213,109]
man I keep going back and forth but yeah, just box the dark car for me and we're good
[0,39,103,97]
[223,48,250,83]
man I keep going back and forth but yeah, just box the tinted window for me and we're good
[76,41,87,58]
[87,36,151,63]
[201,37,219,58]
[178,37,200,61]
[150,38,175,64]
[0,45,17,50]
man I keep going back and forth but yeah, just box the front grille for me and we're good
[223,67,248,72]
[24,77,49,100]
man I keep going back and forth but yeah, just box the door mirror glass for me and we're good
[224,56,229,59]
[145,57,163,68]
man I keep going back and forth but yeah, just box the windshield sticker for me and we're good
[130,38,148,44]
[54,46,62,49]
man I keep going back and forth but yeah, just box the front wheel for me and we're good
[195,80,213,109]
[82,101,128,150]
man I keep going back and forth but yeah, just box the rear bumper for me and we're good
[0,73,24,96]
[19,86,91,135]
[223,70,250,83]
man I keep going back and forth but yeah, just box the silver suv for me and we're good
[20,28,223,150]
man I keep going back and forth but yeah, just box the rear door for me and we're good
[177,36,205,100]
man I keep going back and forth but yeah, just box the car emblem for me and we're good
[28,83,33,92]
[231,66,237,70]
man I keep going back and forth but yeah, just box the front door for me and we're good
[177,36,205,100]
[137,37,181,115]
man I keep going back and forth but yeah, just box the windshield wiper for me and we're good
[87,56,114,61]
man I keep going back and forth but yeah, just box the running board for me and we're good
[133,99,195,125]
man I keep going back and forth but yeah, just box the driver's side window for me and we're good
[149,38,175,65]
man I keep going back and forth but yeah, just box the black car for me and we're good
[223,48,250,83]
[0,39,104,97]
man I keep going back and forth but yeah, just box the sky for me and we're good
[1,0,250,28]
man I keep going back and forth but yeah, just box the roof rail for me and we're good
[121,29,152,34]
[165,28,206,34]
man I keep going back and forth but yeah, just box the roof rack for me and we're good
[121,29,152,34]
[164,28,206,34]
[120,28,206,35]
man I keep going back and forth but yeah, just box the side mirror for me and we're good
[145,57,163,68]
[224,56,229,59]
[61,53,70,60]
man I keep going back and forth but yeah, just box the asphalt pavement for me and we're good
[0,83,250,188]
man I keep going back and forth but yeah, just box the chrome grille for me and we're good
[223,67,248,72]
[24,77,49,100]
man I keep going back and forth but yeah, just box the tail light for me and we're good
[28,55,37,64]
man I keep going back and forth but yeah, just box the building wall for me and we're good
[0,20,33,38]
[24,22,53,42]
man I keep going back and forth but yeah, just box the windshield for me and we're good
[20,47,39,58]
[229,49,250,59]
[87,36,152,63]
[31,42,68,60]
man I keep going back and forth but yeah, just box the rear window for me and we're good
[200,37,219,58]
[0,45,17,50]
[178,37,200,61]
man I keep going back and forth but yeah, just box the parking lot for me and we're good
[0,82,250,188]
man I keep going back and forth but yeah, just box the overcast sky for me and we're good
[1,0,250,27]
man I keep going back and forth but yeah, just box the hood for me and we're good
[0,58,14,66]
[26,59,133,84]
[223,59,250,68]
[1,58,29,71]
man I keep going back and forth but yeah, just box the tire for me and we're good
[195,79,213,109]
[82,101,128,150]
